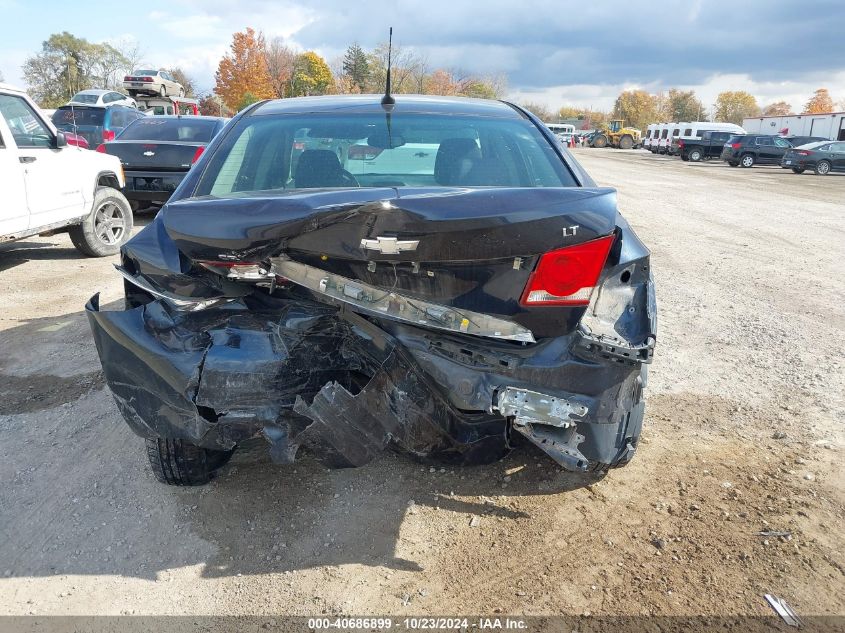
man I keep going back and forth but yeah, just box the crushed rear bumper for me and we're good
[86,280,654,471]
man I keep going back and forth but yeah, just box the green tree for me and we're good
[803,88,834,114]
[613,90,658,131]
[714,91,760,125]
[238,91,259,110]
[290,51,334,96]
[22,32,132,107]
[342,43,369,92]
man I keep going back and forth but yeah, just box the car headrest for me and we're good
[294,150,344,188]
[434,138,482,185]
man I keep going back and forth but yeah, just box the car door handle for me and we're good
[19,156,36,164]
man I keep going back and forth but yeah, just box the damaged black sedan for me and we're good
[87,95,656,485]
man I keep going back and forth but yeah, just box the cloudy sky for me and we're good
[1,0,843,112]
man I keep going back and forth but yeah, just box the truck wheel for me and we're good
[619,135,634,149]
[689,149,703,162]
[740,154,755,168]
[681,154,689,161]
[146,438,235,486]
[791,167,805,174]
[68,187,133,257]
[814,160,831,175]
[592,134,608,148]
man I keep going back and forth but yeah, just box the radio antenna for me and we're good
[381,27,395,108]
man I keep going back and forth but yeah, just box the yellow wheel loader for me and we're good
[590,120,642,149]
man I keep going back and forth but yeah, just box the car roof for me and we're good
[132,115,226,122]
[252,94,525,119]
[796,140,831,149]
[0,82,27,94]
[74,89,111,96]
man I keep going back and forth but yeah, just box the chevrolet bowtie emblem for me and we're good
[360,236,420,254]
[143,151,155,156]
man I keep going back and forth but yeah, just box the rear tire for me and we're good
[740,154,755,168]
[68,187,133,257]
[728,161,739,167]
[592,134,608,148]
[689,148,703,162]
[791,167,805,174]
[814,160,831,175]
[146,438,235,486]
[619,135,634,150]
[159,84,167,97]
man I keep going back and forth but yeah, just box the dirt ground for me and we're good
[1,150,843,619]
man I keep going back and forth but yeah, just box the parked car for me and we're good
[123,70,184,97]
[51,104,146,148]
[69,89,136,109]
[86,94,657,486]
[783,135,828,148]
[96,115,226,208]
[678,131,739,162]
[720,134,793,167]
[0,82,132,256]
[672,123,745,156]
[650,124,669,153]
[781,140,845,175]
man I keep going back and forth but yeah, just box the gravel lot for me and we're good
[1,149,843,619]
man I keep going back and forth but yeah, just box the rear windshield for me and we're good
[726,135,745,144]
[118,118,219,142]
[132,70,158,76]
[70,94,99,104]
[195,112,576,197]
[52,107,104,127]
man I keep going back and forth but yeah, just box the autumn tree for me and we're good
[803,88,834,114]
[666,89,707,121]
[198,94,233,117]
[365,41,426,94]
[714,91,760,125]
[557,106,582,120]
[613,90,658,131]
[519,102,553,121]
[342,43,370,92]
[265,37,297,98]
[215,28,275,111]
[168,67,195,97]
[290,51,334,96]
[762,101,792,116]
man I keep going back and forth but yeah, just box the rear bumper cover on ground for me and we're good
[86,287,653,471]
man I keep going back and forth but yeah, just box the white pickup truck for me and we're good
[0,83,133,256]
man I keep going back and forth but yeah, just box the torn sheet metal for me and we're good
[511,423,589,472]
[493,386,587,427]
[764,594,803,628]
[271,257,536,343]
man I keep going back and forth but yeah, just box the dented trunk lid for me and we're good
[154,186,620,337]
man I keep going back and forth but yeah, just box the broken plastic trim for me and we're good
[114,265,235,312]
[493,386,587,428]
[270,257,536,343]
[511,423,589,472]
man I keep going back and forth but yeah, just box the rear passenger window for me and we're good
[684,128,692,136]
[756,137,773,146]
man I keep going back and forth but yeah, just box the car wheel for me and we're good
[146,438,235,486]
[740,154,755,168]
[160,84,167,97]
[68,187,133,257]
[179,87,185,97]
[814,160,831,175]
[689,149,703,162]
[681,154,689,161]
[728,161,739,167]
[791,167,805,174]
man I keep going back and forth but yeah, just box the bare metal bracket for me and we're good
[493,386,587,428]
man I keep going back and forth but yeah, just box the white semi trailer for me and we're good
[743,111,845,141]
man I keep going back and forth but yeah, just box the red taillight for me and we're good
[124,75,131,81]
[142,76,153,82]
[678,140,685,148]
[348,145,384,160]
[519,235,615,306]
[795,150,811,156]
[730,143,741,149]
[192,146,205,164]
[95,144,106,153]
[102,129,115,142]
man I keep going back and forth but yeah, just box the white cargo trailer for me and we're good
[742,112,845,141]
